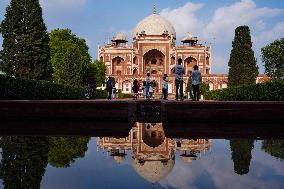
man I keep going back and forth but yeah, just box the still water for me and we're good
[0,122,284,189]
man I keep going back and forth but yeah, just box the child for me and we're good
[132,79,139,100]
[162,74,169,100]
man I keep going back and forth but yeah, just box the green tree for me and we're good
[0,0,51,80]
[200,82,209,95]
[49,29,91,87]
[186,77,193,98]
[0,137,49,189]
[262,140,284,161]
[94,60,106,87]
[261,38,284,80]
[84,61,106,99]
[48,137,90,168]
[228,26,259,86]
[230,139,254,175]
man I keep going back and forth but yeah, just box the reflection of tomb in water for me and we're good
[97,122,211,183]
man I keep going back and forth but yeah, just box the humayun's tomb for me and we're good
[98,7,268,94]
[97,123,210,183]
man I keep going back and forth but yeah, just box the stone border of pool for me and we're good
[161,101,284,123]
[0,100,283,136]
[0,100,283,122]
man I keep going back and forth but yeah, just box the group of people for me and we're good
[106,58,202,101]
[173,58,202,101]
[131,73,169,101]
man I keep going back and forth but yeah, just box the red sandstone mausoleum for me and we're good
[98,7,268,94]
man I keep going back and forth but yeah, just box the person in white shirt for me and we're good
[191,65,202,101]
[173,58,185,101]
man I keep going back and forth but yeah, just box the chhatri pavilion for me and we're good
[98,6,268,94]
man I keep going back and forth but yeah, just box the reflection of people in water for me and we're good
[97,122,211,183]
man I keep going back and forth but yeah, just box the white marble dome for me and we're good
[133,14,176,39]
[132,158,174,183]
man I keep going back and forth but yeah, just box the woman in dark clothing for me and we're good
[132,79,139,100]
[106,77,114,100]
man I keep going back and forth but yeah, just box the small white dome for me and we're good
[113,33,127,41]
[134,14,176,39]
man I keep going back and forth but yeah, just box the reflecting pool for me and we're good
[0,122,284,189]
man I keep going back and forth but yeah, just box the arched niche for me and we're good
[112,57,125,75]
[133,68,138,76]
[133,56,137,65]
[206,56,210,65]
[170,57,175,65]
[219,82,227,89]
[143,49,165,75]
[184,57,197,76]
[142,123,165,148]
[122,80,131,93]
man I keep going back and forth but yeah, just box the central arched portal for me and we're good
[143,49,165,75]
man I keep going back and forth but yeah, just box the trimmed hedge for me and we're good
[94,89,108,99]
[204,80,284,101]
[117,92,133,99]
[0,75,86,100]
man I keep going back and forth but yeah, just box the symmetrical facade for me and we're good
[98,9,269,94]
[97,123,210,183]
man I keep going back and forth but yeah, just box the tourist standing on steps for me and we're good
[145,73,151,100]
[132,79,139,101]
[191,65,202,101]
[162,74,169,100]
[106,77,114,100]
[142,81,146,99]
[173,58,185,101]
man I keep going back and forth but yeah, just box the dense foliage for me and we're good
[0,137,49,189]
[0,0,51,80]
[200,82,210,95]
[93,60,106,87]
[186,77,193,98]
[85,61,106,99]
[48,137,90,168]
[117,92,133,99]
[230,139,254,175]
[204,80,284,101]
[94,89,108,99]
[262,140,284,161]
[0,75,85,100]
[49,29,92,87]
[261,38,284,80]
[228,26,259,86]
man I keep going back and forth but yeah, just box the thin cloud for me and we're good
[204,0,284,41]
[160,2,204,39]
[254,21,284,49]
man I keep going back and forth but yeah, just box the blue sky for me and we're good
[1,0,284,74]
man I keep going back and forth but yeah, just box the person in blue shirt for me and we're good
[173,58,185,101]
[145,73,150,100]
[191,65,202,101]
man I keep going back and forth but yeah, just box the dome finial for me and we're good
[153,4,156,14]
